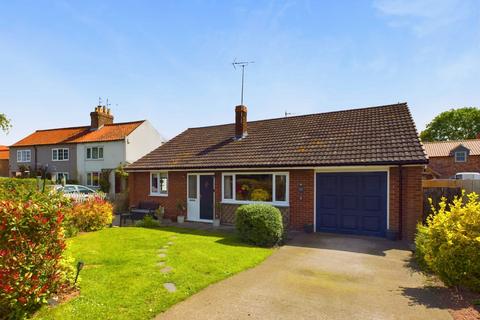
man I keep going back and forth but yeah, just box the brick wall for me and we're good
[389,166,424,241]
[128,171,187,221]
[129,169,314,229]
[428,156,480,178]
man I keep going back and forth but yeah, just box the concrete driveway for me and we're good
[157,233,452,320]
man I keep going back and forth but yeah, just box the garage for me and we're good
[315,172,388,237]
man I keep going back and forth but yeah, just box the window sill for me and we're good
[220,200,289,207]
[149,193,168,197]
[52,160,70,162]
[86,159,104,161]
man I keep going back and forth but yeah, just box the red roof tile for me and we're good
[128,103,427,170]
[11,121,144,147]
[0,145,9,160]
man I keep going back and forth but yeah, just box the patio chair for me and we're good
[120,201,161,226]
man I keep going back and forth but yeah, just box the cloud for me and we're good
[373,0,475,36]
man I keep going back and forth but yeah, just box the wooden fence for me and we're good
[422,179,480,221]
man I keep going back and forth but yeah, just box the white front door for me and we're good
[187,174,200,221]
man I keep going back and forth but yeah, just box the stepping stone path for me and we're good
[161,266,173,274]
[167,241,174,245]
[158,253,166,259]
[158,248,167,253]
[157,261,165,267]
[163,283,177,293]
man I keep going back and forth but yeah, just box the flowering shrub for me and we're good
[415,192,480,291]
[0,192,75,318]
[65,196,113,232]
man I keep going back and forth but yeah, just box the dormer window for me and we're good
[455,151,467,163]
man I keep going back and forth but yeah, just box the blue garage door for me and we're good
[316,172,387,237]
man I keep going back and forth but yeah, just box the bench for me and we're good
[120,201,161,226]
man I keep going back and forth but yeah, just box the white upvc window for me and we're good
[150,172,168,196]
[454,151,467,163]
[86,172,100,187]
[53,172,69,183]
[221,172,289,206]
[52,148,69,161]
[86,146,104,160]
[17,150,31,163]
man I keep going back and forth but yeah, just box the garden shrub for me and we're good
[415,192,480,291]
[235,204,283,247]
[64,196,113,232]
[135,215,160,228]
[0,190,75,318]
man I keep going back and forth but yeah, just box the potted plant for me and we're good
[213,203,222,227]
[176,200,186,223]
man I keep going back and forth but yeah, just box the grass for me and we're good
[34,227,272,320]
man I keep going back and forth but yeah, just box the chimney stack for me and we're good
[90,105,114,130]
[235,105,248,139]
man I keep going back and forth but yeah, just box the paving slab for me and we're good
[163,283,176,293]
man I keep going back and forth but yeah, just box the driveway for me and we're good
[157,233,452,320]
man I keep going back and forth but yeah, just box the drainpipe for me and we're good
[398,165,403,240]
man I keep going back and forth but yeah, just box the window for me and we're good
[223,175,233,199]
[53,172,69,184]
[86,146,104,160]
[150,172,168,196]
[188,175,197,199]
[17,150,31,163]
[222,173,288,204]
[86,172,100,187]
[52,148,69,161]
[455,151,467,163]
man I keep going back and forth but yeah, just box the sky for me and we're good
[1,0,479,145]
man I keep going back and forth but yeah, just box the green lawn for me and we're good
[34,227,272,320]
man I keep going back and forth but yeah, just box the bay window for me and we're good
[222,173,288,204]
[151,172,168,196]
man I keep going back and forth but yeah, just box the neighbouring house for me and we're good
[423,138,480,179]
[0,146,9,177]
[9,106,164,197]
[127,102,427,241]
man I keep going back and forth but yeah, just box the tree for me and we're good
[420,107,480,142]
[0,113,12,133]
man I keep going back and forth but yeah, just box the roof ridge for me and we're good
[35,125,90,132]
[187,102,408,130]
[423,138,480,144]
[103,120,145,126]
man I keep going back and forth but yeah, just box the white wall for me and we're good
[76,140,126,192]
[125,120,164,164]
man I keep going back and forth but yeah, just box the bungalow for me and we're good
[423,138,480,179]
[126,103,428,241]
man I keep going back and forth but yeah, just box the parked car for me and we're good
[52,184,104,201]
[454,172,480,180]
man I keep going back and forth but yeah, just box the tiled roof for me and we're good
[128,103,427,170]
[11,121,144,147]
[423,139,480,157]
[0,145,9,160]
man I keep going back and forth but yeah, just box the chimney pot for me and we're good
[235,105,248,139]
[90,106,114,130]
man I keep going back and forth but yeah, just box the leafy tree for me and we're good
[0,113,12,133]
[420,107,480,142]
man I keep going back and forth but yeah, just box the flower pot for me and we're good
[213,219,220,227]
[177,215,185,224]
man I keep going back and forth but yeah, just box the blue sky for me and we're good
[1,0,479,145]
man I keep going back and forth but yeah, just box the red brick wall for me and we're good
[289,169,314,230]
[128,171,187,221]
[428,156,480,178]
[389,166,424,241]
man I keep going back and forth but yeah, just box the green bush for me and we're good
[64,197,113,233]
[415,192,480,291]
[235,204,283,247]
[135,215,160,228]
[0,185,75,318]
